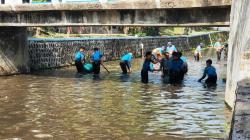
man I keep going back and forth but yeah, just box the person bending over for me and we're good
[75,47,86,73]
[91,48,103,76]
[198,59,217,85]
[120,52,133,74]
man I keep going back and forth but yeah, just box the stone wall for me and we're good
[28,31,228,70]
[0,27,30,75]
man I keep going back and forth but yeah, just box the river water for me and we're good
[0,49,231,140]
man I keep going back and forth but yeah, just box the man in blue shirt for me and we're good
[75,47,85,73]
[120,52,133,74]
[198,59,217,85]
[91,48,103,76]
[160,52,171,83]
[169,52,185,83]
[141,51,158,83]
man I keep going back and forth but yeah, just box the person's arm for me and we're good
[198,69,207,82]
[81,54,86,63]
[127,62,132,73]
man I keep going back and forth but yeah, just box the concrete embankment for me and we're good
[230,79,250,139]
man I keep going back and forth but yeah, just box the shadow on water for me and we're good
[0,48,232,139]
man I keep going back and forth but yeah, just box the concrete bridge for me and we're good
[0,0,231,27]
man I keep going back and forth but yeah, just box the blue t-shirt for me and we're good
[204,66,217,77]
[180,56,187,63]
[169,59,184,72]
[75,51,85,62]
[142,59,152,71]
[92,51,103,61]
[167,45,177,53]
[121,53,133,62]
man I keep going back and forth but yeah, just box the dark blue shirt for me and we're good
[204,66,217,77]
[92,51,103,61]
[142,59,152,72]
[169,59,184,72]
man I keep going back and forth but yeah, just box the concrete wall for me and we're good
[0,8,231,27]
[225,0,250,109]
[227,0,250,139]
[28,31,228,70]
[0,27,30,75]
[0,0,231,27]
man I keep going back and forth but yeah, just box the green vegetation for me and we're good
[127,27,160,37]
[32,0,51,2]
[30,26,225,38]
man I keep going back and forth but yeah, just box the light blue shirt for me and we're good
[181,56,187,63]
[75,51,85,62]
[214,42,222,48]
[121,53,133,62]
[167,45,177,53]
[92,51,103,61]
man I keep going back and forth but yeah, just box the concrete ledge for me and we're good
[0,22,230,27]
[230,79,250,140]
[0,7,231,27]
[0,0,231,12]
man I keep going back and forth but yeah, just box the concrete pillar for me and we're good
[0,27,30,75]
[225,0,250,108]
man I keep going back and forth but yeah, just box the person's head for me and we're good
[177,52,182,58]
[206,59,212,66]
[79,47,85,52]
[172,52,179,60]
[128,52,133,56]
[156,53,162,59]
[164,52,170,59]
[167,42,172,46]
[145,51,152,59]
[200,43,204,47]
[94,48,99,52]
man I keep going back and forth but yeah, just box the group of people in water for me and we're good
[74,41,221,85]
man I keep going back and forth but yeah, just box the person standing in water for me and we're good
[214,39,223,61]
[194,43,203,61]
[75,47,86,74]
[168,52,185,83]
[198,59,217,85]
[120,52,133,74]
[91,48,103,76]
[141,51,158,83]
[166,42,177,55]
[161,52,171,83]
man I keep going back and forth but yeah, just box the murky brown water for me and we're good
[0,49,231,140]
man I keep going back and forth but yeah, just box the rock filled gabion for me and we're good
[28,31,228,70]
